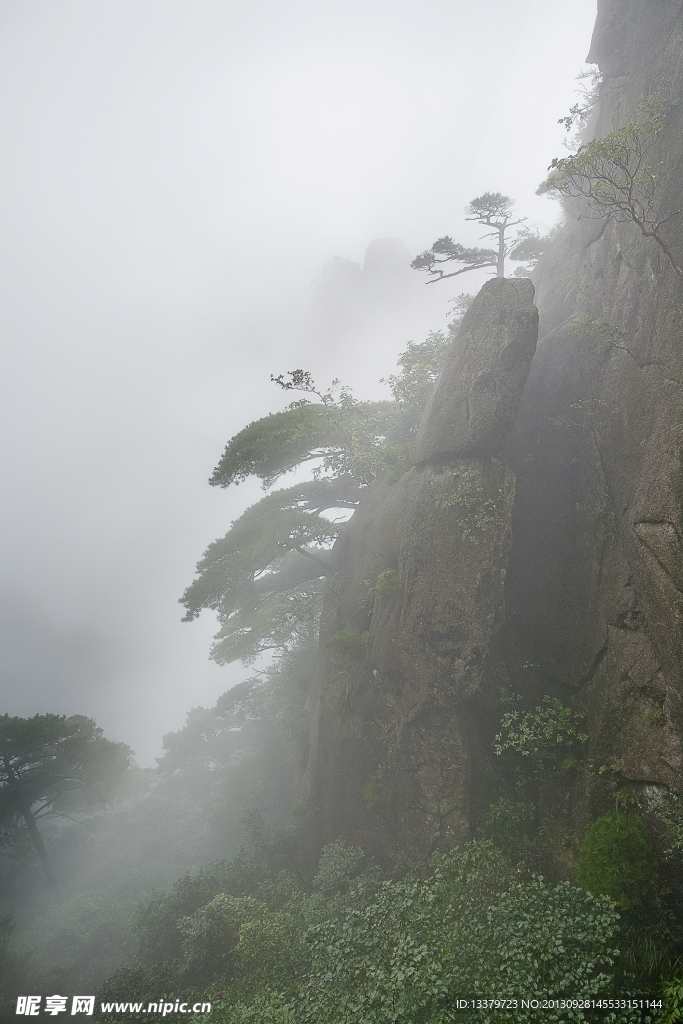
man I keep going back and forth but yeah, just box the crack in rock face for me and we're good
[305,279,539,860]
[634,521,683,593]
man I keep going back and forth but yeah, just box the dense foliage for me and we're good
[493,696,589,783]
[576,813,655,916]
[94,838,661,1024]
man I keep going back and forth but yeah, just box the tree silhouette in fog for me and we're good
[412,192,543,281]
[0,714,131,883]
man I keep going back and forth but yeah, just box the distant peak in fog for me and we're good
[301,237,451,393]
[362,237,414,282]
[315,237,414,293]
[308,238,421,339]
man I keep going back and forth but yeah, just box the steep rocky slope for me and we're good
[303,280,538,860]
[302,0,683,867]
[502,0,683,851]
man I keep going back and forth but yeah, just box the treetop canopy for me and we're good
[0,713,132,810]
[210,399,400,491]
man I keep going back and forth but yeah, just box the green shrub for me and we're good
[475,797,536,862]
[364,569,399,599]
[310,841,367,896]
[96,962,192,1022]
[304,841,382,927]
[324,628,369,661]
[494,695,588,782]
[661,975,683,1024]
[322,629,369,711]
[193,989,297,1023]
[576,812,655,914]
[179,894,266,984]
[566,314,623,354]
[136,862,235,968]
[97,840,644,1024]
[230,898,307,1002]
[435,469,506,545]
[302,878,450,1023]
[301,842,622,1023]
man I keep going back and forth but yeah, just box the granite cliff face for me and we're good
[303,280,538,860]
[303,0,683,867]
[500,0,683,856]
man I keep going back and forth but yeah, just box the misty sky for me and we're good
[0,0,598,764]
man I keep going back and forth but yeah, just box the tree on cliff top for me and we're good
[412,192,544,282]
[0,714,132,883]
[181,333,453,665]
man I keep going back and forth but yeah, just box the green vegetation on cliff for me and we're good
[543,94,682,276]
[576,812,655,915]
[180,329,454,665]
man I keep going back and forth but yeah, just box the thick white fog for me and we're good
[0,0,597,763]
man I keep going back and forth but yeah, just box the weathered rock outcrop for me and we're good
[413,279,538,463]
[303,281,538,860]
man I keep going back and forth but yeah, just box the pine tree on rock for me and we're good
[412,192,544,282]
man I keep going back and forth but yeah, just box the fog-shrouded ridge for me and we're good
[0,0,597,764]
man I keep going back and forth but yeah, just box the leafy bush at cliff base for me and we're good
[574,811,674,990]
[192,842,630,1024]
[661,975,683,1024]
[576,812,655,915]
[193,990,297,1023]
[97,838,656,1024]
[302,859,622,1023]
[307,838,370,897]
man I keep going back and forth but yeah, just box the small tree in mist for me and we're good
[412,192,544,282]
[557,68,602,152]
[0,714,132,883]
